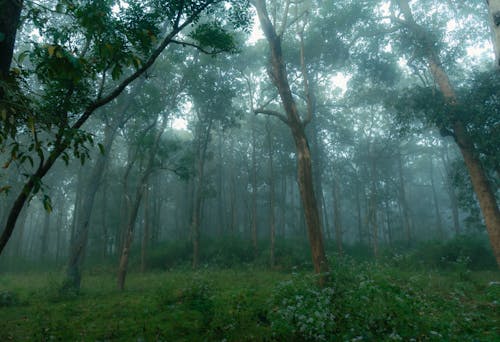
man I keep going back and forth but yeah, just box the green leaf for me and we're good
[17,50,30,64]
[43,195,52,213]
[111,64,122,80]
[98,143,105,155]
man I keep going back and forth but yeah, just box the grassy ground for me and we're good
[0,260,499,341]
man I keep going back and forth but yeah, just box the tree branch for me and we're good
[254,108,289,125]
[170,39,223,55]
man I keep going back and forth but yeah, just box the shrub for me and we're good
[0,290,19,307]
[269,274,336,341]
[384,234,496,271]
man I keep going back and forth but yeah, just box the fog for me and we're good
[0,0,498,340]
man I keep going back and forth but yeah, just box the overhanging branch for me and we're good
[254,108,289,125]
[170,39,223,55]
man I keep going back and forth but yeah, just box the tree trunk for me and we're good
[191,119,212,269]
[0,0,23,78]
[429,157,444,240]
[398,0,500,267]
[440,145,461,235]
[55,202,64,263]
[267,121,276,268]
[369,156,379,259]
[140,185,150,273]
[40,211,51,260]
[397,148,412,244]
[117,117,166,290]
[65,123,117,290]
[355,178,363,245]
[384,199,393,247]
[487,0,500,68]
[253,0,329,284]
[332,177,343,255]
[117,181,145,290]
[217,131,226,236]
[280,176,286,238]
[251,125,258,257]
[101,175,109,258]
[230,173,237,235]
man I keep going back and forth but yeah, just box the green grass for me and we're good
[0,260,498,341]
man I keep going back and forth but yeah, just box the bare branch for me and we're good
[277,0,291,38]
[254,108,289,125]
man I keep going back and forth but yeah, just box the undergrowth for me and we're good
[0,236,498,341]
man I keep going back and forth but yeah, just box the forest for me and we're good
[0,0,499,340]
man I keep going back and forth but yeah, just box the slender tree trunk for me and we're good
[191,119,212,269]
[369,156,379,259]
[332,178,343,255]
[141,185,150,273]
[355,178,363,245]
[251,126,258,257]
[267,122,276,268]
[55,202,64,263]
[253,0,329,284]
[440,146,461,235]
[217,131,226,236]
[384,199,393,247]
[397,148,412,244]
[398,0,500,266]
[40,211,51,260]
[117,180,146,290]
[230,173,237,235]
[101,176,109,258]
[64,124,117,290]
[280,176,286,238]
[429,157,444,239]
[117,118,166,290]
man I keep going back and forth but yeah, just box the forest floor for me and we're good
[0,259,499,341]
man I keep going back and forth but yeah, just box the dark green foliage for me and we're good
[386,235,497,271]
[1,260,498,341]
[269,257,499,341]
[0,290,19,307]
[190,22,238,53]
[269,275,336,341]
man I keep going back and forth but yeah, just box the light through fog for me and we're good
[1,1,499,340]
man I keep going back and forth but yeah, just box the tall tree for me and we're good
[251,0,329,283]
[395,0,500,267]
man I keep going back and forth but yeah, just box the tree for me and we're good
[394,0,500,267]
[187,58,240,268]
[0,0,250,256]
[251,0,329,284]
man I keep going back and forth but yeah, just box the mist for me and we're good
[0,0,499,340]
